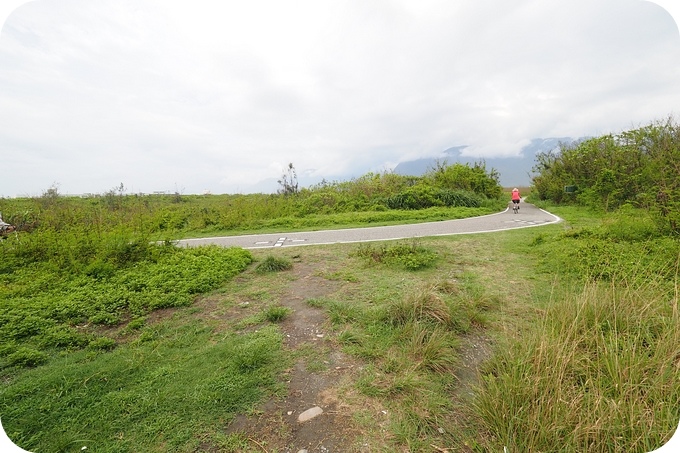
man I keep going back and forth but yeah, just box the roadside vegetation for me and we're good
[532,115,680,234]
[468,204,679,452]
[1,161,504,240]
[0,119,679,453]
[469,116,680,452]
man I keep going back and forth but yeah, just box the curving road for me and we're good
[176,201,561,250]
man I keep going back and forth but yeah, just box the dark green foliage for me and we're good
[531,116,680,234]
[84,259,116,280]
[5,347,47,367]
[87,337,117,351]
[386,186,482,210]
[425,160,503,199]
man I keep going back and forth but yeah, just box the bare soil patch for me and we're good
[225,262,371,452]
[217,257,494,452]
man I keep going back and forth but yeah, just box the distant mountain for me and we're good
[393,138,584,187]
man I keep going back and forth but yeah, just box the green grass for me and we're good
[0,245,253,369]
[0,320,287,453]
[1,201,678,452]
[461,203,680,453]
[472,277,679,452]
[254,255,293,274]
[261,304,291,322]
[352,240,439,270]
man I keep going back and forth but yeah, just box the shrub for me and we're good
[386,185,439,210]
[425,161,503,199]
[40,325,91,348]
[531,116,680,234]
[84,259,116,280]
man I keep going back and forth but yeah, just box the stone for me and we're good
[297,406,323,422]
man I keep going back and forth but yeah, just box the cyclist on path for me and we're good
[511,188,521,210]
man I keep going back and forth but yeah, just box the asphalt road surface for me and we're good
[176,201,561,250]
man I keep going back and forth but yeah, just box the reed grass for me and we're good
[472,267,680,452]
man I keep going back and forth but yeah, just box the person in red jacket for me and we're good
[511,188,521,211]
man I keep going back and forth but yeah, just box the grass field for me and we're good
[1,201,679,452]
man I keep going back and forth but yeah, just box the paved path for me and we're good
[177,201,560,250]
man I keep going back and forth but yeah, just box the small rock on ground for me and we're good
[297,406,323,422]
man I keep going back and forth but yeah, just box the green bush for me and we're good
[87,336,117,351]
[531,116,680,234]
[386,185,440,210]
[425,161,502,199]
[84,259,116,280]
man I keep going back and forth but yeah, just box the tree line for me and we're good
[531,116,680,235]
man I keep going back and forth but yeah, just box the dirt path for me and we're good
[221,258,493,453]
[225,263,368,452]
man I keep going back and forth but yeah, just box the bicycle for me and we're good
[512,201,519,214]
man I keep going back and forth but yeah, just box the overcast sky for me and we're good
[1,0,679,197]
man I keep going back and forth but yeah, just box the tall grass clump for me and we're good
[352,240,438,270]
[262,304,291,323]
[255,255,293,274]
[472,275,680,452]
[325,277,500,450]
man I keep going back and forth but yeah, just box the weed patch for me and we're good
[262,304,291,323]
[0,244,252,369]
[352,240,438,270]
[255,255,293,274]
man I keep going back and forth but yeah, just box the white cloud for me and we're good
[1,0,679,196]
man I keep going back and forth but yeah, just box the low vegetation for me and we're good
[255,255,293,274]
[467,204,680,452]
[1,139,679,452]
[352,240,439,270]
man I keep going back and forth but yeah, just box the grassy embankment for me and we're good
[1,183,678,451]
